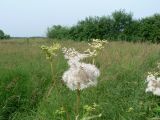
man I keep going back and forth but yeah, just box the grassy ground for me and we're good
[0,39,160,120]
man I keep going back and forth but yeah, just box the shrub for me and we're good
[47,10,160,43]
[0,29,10,40]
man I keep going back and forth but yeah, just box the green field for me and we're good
[0,39,160,120]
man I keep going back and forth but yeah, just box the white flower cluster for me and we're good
[146,73,160,96]
[62,47,100,90]
[88,39,108,50]
[85,39,108,57]
[145,63,160,96]
[62,47,89,62]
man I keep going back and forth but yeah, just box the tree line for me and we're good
[0,29,10,39]
[47,10,160,43]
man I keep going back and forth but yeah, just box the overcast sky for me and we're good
[0,0,160,37]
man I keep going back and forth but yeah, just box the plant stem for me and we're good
[92,58,95,65]
[64,106,70,120]
[50,60,55,82]
[76,83,81,118]
[92,57,99,103]
[47,60,70,120]
[96,83,99,104]
[46,61,55,98]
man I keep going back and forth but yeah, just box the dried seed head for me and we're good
[62,48,100,90]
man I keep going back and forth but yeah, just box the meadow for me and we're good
[0,39,160,120]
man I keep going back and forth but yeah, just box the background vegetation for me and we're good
[47,10,160,43]
[0,29,10,40]
[0,39,160,119]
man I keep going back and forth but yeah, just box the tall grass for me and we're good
[0,39,160,120]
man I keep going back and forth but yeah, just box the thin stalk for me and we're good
[52,77,70,120]
[46,60,70,120]
[46,61,56,98]
[64,106,70,120]
[50,61,53,76]
[92,58,95,65]
[57,83,70,120]
[92,57,99,104]
[96,82,99,104]
[76,83,81,118]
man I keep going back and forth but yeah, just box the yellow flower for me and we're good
[41,43,61,60]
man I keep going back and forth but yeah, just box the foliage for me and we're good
[0,30,5,39]
[139,14,160,43]
[0,29,10,40]
[47,25,70,40]
[47,10,160,43]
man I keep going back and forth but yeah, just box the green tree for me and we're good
[0,29,5,39]
[47,25,70,39]
[0,29,10,40]
[111,10,133,40]
[96,16,113,40]
[46,10,160,43]
[139,14,160,43]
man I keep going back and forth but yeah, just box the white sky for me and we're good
[0,0,160,37]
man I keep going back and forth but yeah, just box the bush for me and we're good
[139,14,160,43]
[47,10,160,43]
[47,25,70,39]
[0,29,10,40]
[0,29,5,39]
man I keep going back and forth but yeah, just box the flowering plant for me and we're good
[145,63,160,96]
[41,43,61,61]
[62,47,100,90]
[62,47,100,118]
[85,39,108,57]
[41,42,61,97]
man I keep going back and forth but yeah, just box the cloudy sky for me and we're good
[0,0,160,37]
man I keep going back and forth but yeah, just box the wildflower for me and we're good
[84,49,97,57]
[41,42,61,60]
[62,48,100,90]
[41,42,61,98]
[88,39,108,50]
[62,47,89,61]
[62,47,100,117]
[62,63,100,90]
[146,74,160,96]
[85,39,108,64]
[145,62,160,96]
[146,73,156,82]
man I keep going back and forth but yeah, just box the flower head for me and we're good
[145,63,160,96]
[62,48,100,90]
[146,73,156,82]
[84,49,97,57]
[88,39,108,50]
[41,43,61,60]
[62,47,90,63]
[85,39,108,57]
[62,63,100,90]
